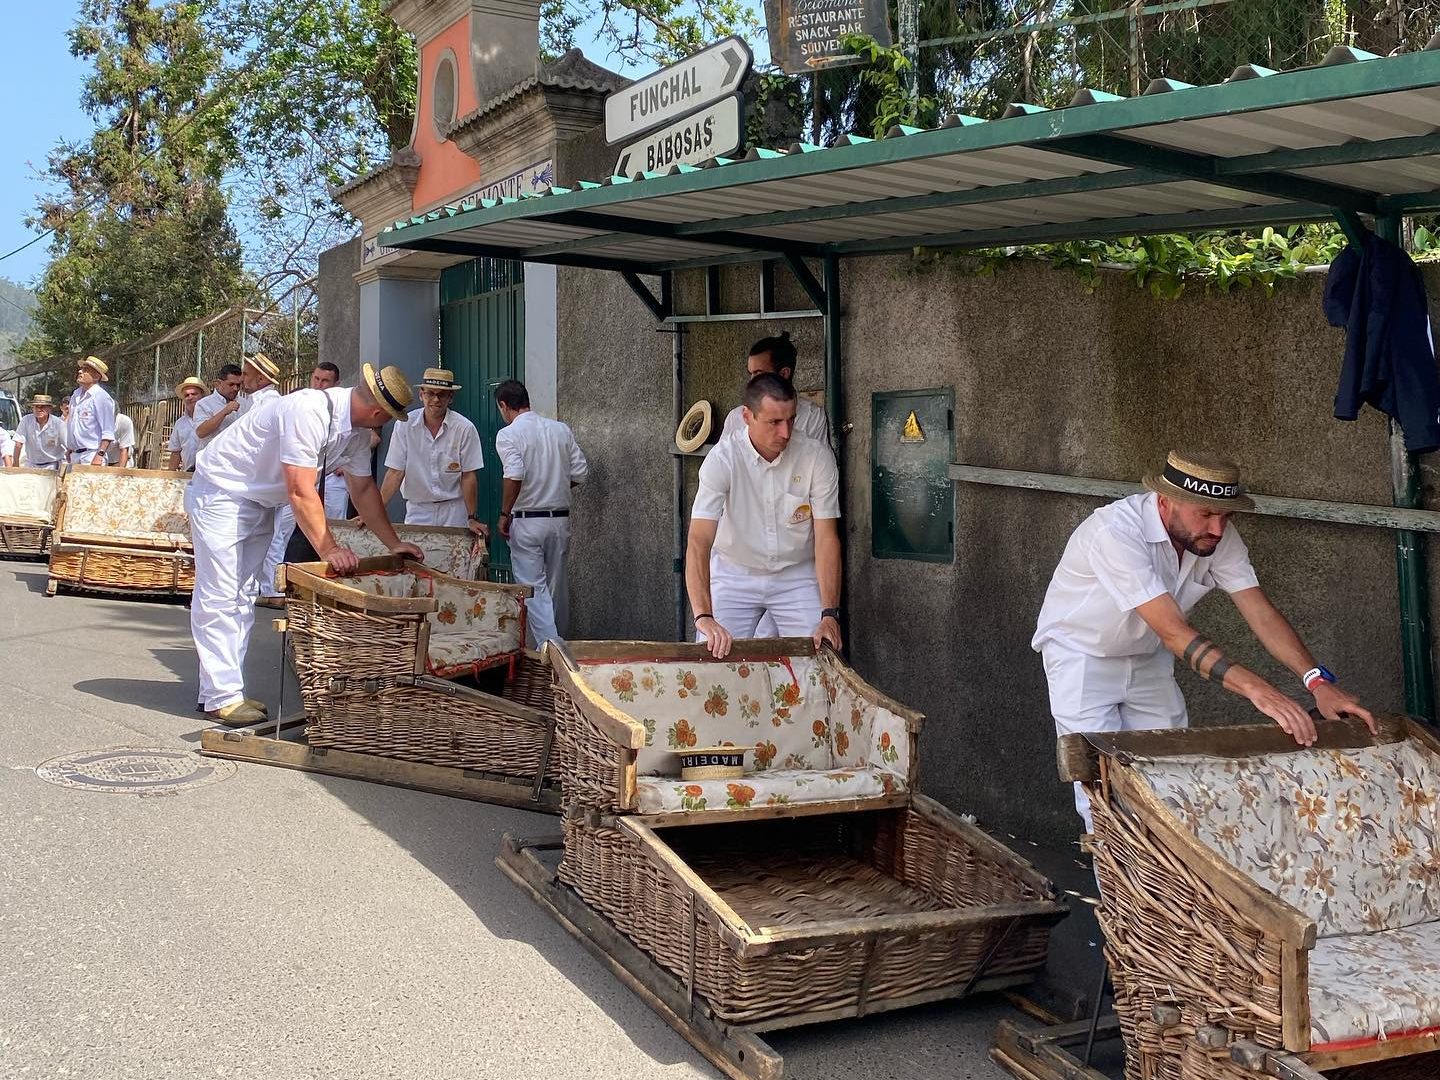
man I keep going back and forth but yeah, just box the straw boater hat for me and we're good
[243,352,281,383]
[80,355,109,380]
[362,363,413,421]
[174,376,207,397]
[1144,450,1255,512]
[29,394,54,407]
[418,367,461,391]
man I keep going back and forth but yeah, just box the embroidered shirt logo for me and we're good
[788,503,812,525]
[446,461,461,471]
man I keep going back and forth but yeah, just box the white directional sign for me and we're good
[605,37,753,146]
[614,95,744,176]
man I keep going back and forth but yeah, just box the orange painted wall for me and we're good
[411,16,484,211]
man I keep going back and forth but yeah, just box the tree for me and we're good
[24,0,246,362]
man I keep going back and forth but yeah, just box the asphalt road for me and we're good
[0,559,1025,1080]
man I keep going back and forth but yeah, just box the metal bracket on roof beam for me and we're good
[622,271,671,322]
[1050,134,1379,215]
[1332,210,1368,249]
[784,253,827,310]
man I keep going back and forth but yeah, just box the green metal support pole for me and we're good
[1378,214,1435,721]
[822,255,842,453]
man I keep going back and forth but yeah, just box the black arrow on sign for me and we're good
[617,152,632,176]
[722,45,743,87]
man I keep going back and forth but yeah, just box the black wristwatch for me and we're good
[821,607,841,621]
[469,513,483,523]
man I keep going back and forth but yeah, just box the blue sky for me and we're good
[0,3,730,294]
[0,1,90,288]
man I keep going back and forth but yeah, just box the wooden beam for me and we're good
[950,462,1440,534]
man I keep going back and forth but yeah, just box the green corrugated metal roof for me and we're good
[382,45,1440,271]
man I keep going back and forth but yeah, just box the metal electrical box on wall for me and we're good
[871,388,955,562]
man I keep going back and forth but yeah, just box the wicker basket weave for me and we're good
[0,520,51,557]
[47,544,195,595]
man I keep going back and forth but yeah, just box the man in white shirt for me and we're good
[381,368,487,534]
[687,373,843,659]
[0,425,12,467]
[1033,450,1374,830]
[106,413,137,467]
[66,356,117,465]
[236,352,280,415]
[12,395,65,469]
[719,333,830,448]
[192,364,244,451]
[187,363,422,725]
[256,363,351,606]
[494,379,587,649]
[166,377,207,471]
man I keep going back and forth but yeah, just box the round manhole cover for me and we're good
[35,747,236,797]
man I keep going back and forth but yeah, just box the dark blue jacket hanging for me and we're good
[1323,231,1440,454]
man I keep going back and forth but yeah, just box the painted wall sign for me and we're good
[764,0,892,74]
[614,95,744,176]
[364,160,555,265]
[604,37,753,145]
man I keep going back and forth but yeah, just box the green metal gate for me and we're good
[440,258,524,580]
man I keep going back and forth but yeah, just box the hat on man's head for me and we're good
[30,394,53,407]
[174,376,207,397]
[362,363,412,421]
[418,367,462,391]
[1144,450,1255,512]
[80,355,109,380]
[244,352,280,383]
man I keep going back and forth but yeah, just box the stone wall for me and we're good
[317,238,361,377]
[554,248,1437,844]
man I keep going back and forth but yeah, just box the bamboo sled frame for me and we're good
[498,832,1051,1080]
[1052,715,1440,1080]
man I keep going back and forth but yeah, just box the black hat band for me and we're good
[372,369,405,414]
[1163,463,1243,501]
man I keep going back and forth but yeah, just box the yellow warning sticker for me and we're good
[900,410,925,443]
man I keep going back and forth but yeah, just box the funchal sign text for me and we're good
[605,38,753,175]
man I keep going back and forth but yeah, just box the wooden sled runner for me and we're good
[498,638,1065,1077]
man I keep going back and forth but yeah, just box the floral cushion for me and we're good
[349,568,523,676]
[0,469,58,523]
[1309,921,1440,1044]
[61,469,190,545]
[635,766,905,813]
[330,522,485,579]
[578,652,912,804]
[1133,742,1440,937]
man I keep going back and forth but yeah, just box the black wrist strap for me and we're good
[693,612,713,623]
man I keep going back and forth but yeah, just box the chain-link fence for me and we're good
[749,0,1440,146]
[0,278,317,469]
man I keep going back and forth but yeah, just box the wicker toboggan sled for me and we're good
[0,466,60,558]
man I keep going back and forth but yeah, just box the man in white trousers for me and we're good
[686,373,843,660]
[11,394,65,469]
[65,356,117,465]
[256,362,350,607]
[187,363,422,725]
[493,379,586,649]
[106,412,136,467]
[1034,450,1374,832]
[192,363,244,451]
[380,368,487,542]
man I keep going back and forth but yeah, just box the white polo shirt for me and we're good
[1032,492,1260,658]
[105,414,136,465]
[722,395,831,449]
[238,383,279,415]
[385,408,484,504]
[693,430,840,573]
[196,387,372,508]
[66,383,116,451]
[495,410,588,512]
[0,426,11,461]
[15,414,65,465]
[192,390,238,450]
[167,413,198,470]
